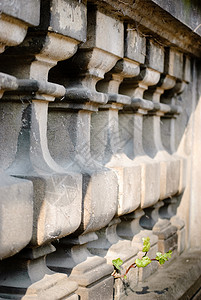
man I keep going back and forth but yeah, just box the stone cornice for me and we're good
[88,0,201,57]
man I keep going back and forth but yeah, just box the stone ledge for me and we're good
[121,250,201,299]
[89,0,201,57]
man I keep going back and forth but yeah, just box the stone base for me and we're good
[113,255,138,300]
[153,219,178,259]
[47,237,114,300]
[0,273,78,300]
[0,244,78,300]
[0,173,33,260]
[171,215,185,254]
[132,230,158,282]
[76,276,113,300]
[69,256,114,300]
[121,250,201,300]
[87,220,139,300]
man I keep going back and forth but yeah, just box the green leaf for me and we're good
[142,237,151,252]
[135,256,151,268]
[155,250,172,265]
[123,275,127,280]
[112,258,123,270]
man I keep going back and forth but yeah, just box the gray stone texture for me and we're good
[152,0,201,36]
[40,0,87,42]
[124,26,146,64]
[0,0,201,299]
[0,174,33,260]
[0,0,40,26]
[121,250,201,299]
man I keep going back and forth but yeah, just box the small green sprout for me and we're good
[142,237,151,253]
[135,256,152,268]
[155,250,172,265]
[112,258,123,270]
[112,237,172,279]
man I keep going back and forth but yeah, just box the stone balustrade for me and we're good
[0,1,200,299]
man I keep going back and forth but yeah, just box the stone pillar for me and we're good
[0,2,40,261]
[118,32,161,227]
[111,29,160,290]
[158,49,190,254]
[47,5,123,300]
[120,98,161,209]
[161,49,188,195]
[142,41,180,201]
[0,74,33,261]
[142,46,187,259]
[119,35,161,208]
[0,0,87,298]
[87,57,142,298]
[90,59,141,236]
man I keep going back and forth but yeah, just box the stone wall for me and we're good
[0,1,201,299]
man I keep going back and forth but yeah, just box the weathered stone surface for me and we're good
[183,55,191,83]
[152,0,201,36]
[143,103,180,200]
[89,0,201,57]
[0,1,87,78]
[0,1,40,54]
[1,94,82,247]
[0,17,23,53]
[82,6,123,57]
[92,58,142,215]
[0,0,40,26]
[91,109,141,215]
[0,0,201,299]
[121,68,160,99]
[48,108,118,234]
[121,250,201,300]
[0,174,33,259]
[0,72,18,98]
[153,219,178,254]
[117,209,145,240]
[119,99,161,208]
[164,49,184,80]
[47,237,114,300]
[171,215,185,255]
[125,25,146,64]
[0,243,79,299]
[47,6,123,298]
[40,0,87,42]
[0,0,88,247]
[48,6,123,235]
[76,276,113,300]
[0,1,87,298]
[145,40,164,73]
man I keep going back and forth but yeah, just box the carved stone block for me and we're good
[0,0,40,26]
[125,25,146,64]
[0,174,33,259]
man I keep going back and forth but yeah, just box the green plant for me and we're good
[111,237,172,279]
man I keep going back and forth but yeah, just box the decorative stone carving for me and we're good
[0,6,37,262]
[0,1,198,299]
[0,0,40,54]
[47,5,123,299]
[119,98,161,208]
[0,0,87,298]
[92,58,141,216]
[119,37,161,208]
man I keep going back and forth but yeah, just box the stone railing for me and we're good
[0,1,200,299]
